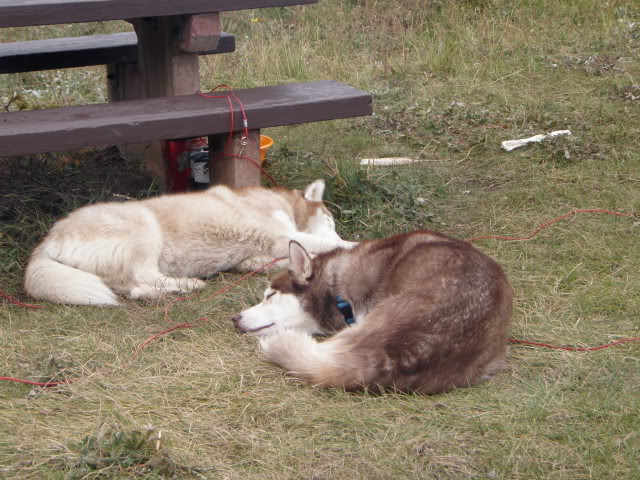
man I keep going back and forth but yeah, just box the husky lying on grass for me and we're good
[233,230,512,394]
[24,180,351,306]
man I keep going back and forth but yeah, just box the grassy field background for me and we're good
[1,0,640,478]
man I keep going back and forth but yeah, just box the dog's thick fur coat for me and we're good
[24,180,349,306]
[239,230,512,394]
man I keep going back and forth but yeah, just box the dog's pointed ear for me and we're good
[303,179,325,202]
[288,240,313,283]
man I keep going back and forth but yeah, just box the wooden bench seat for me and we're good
[0,80,371,155]
[0,0,318,28]
[0,31,235,74]
[0,80,372,185]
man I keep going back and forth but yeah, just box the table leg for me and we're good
[208,130,262,188]
[131,14,220,189]
[106,62,145,163]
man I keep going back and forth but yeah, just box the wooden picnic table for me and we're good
[0,0,319,187]
[0,1,317,27]
[0,0,373,189]
[0,0,317,110]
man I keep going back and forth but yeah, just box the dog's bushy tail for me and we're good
[260,330,373,391]
[24,251,120,306]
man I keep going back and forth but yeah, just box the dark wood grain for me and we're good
[0,0,318,28]
[0,32,235,74]
[0,81,372,157]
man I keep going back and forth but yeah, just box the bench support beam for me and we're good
[180,13,222,53]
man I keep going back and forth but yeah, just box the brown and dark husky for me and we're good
[233,230,512,394]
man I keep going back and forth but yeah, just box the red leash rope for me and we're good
[469,209,639,351]
[197,85,249,144]
[0,289,43,309]
[226,152,279,187]
[507,337,640,351]
[0,375,70,387]
[127,317,210,365]
[467,208,636,242]
[196,87,280,187]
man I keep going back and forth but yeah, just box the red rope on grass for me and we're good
[0,376,71,387]
[127,317,211,364]
[467,208,636,242]
[0,289,44,309]
[508,337,640,351]
[471,208,640,352]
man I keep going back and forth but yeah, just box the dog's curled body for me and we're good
[251,230,512,394]
[24,180,349,306]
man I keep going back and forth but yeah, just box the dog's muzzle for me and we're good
[230,314,275,335]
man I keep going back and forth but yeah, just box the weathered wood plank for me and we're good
[0,0,318,28]
[0,81,373,157]
[0,32,235,74]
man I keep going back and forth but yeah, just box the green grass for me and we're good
[1,0,640,478]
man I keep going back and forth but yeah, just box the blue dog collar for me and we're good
[336,295,355,326]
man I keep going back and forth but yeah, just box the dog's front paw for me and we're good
[190,278,208,290]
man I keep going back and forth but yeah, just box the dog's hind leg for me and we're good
[113,214,207,299]
[129,268,206,300]
[128,248,206,300]
[130,279,206,300]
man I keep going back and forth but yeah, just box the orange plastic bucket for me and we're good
[260,135,274,163]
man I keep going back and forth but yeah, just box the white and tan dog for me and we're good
[24,180,351,306]
[233,231,512,395]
